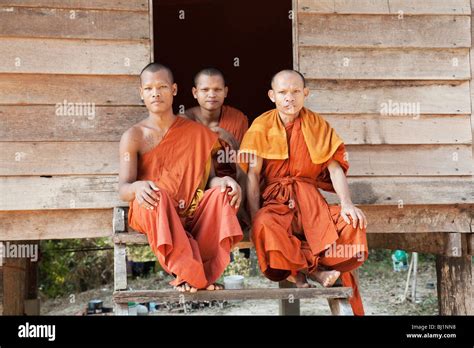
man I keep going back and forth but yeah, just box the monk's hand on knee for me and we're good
[134,180,160,210]
[340,202,368,229]
[220,176,242,209]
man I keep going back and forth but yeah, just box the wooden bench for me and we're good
[112,207,354,315]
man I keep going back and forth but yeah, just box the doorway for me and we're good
[153,0,293,122]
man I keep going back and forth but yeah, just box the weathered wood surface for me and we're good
[2,106,470,144]
[298,14,471,48]
[299,47,470,80]
[0,106,146,141]
[114,243,127,291]
[368,233,473,256]
[1,143,470,176]
[0,7,149,40]
[113,287,353,303]
[0,0,149,11]
[0,74,141,105]
[2,249,27,315]
[436,255,473,314]
[297,0,471,15]
[0,209,112,241]
[305,80,471,115]
[1,176,472,211]
[0,38,150,75]
[327,298,353,315]
[278,280,300,315]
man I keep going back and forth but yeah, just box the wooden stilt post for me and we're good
[435,255,473,315]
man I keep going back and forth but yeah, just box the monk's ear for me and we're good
[303,87,310,97]
[268,89,275,103]
[224,86,228,98]
[192,86,198,99]
[139,87,144,101]
[172,83,178,97]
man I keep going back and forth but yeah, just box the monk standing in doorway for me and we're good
[119,63,243,292]
[240,70,368,315]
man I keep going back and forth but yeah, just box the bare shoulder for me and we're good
[120,123,144,150]
[183,106,200,120]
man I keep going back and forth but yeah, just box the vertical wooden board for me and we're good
[114,243,127,291]
[0,38,150,74]
[0,7,150,40]
[3,254,27,315]
[306,80,471,115]
[299,47,470,80]
[298,14,471,48]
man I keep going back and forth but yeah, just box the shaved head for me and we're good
[271,69,306,89]
[140,62,174,84]
[194,67,226,87]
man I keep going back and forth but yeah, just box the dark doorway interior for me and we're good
[153,0,293,122]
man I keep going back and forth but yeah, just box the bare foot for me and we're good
[287,272,311,288]
[309,269,341,287]
[174,282,198,293]
[206,283,224,291]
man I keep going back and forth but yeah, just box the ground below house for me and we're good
[40,251,440,315]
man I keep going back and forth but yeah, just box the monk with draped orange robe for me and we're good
[185,68,249,180]
[240,70,368,314]
[119,63,243,292]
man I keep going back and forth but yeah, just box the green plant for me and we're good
[223,248,251,277]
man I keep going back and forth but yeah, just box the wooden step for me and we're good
[113,287,353,303]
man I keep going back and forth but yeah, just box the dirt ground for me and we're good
[40,251,440,316]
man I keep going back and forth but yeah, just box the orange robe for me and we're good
[213,105,249,179]
[128,117,243,289]
[239,108,368,315]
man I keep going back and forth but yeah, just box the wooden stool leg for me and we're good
[278,280,300,315]
[327,298,353,315]
[114,243,128,316]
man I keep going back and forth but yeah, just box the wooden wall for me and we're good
[0,0,152,240]
[293,0,473,240]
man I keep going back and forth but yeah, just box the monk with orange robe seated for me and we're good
[118,63,243,293]
[239,70,369,315]
[185,68,250,230]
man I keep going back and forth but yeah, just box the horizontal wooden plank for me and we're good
[299,47,470,80]
[0,1,148,11]
[0,38,150,74]
[306,80,471,114]
[325,114,472,145]
[1,143,470,176]
[361,204,474,233]
[2,106,471,144]
[1,175,472,210]
[0,175,122,210]
[297,0,471,15]
[323,177,474,205]
[113,287,353,303]
[0,105,146,141]
[298,14,470,48]
[0,209,112,241]
[0,142,119,175]
[0,74,141,105]
[368,232,471,256]
[0,7,149,40]
[346,144,473,176]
